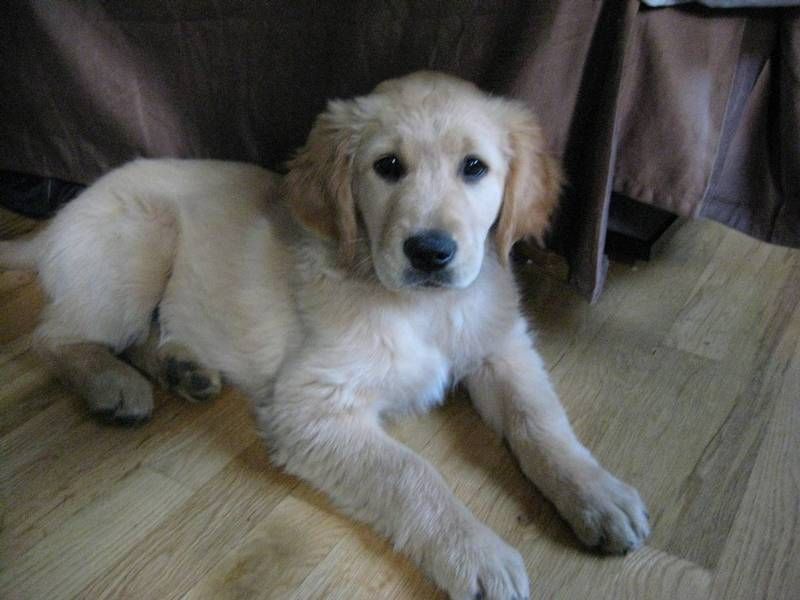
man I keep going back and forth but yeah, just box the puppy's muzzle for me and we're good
[403,229,457,273]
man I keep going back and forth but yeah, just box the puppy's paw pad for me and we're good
[163,357,222,402]
[564,469,650,555]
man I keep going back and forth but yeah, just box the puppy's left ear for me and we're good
[284,99,363,264]
[494,102,562,265]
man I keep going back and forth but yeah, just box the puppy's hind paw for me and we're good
[87,370,153,425]
[162,356,222,402]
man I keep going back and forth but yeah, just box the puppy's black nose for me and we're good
[403,230,457,272]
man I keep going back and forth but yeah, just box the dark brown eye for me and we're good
[373,155,405,182]
[461,155,488,181]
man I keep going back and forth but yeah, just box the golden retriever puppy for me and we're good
[0,72,649,599]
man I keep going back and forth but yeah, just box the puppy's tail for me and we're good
[0,232,45,271]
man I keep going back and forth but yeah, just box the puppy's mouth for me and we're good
[402,268,454,289]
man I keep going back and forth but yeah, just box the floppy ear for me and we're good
[284,100,362,264]
[494,102,562,265]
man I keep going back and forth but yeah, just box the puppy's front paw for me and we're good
[559,467,650,554]
[428,522,530,600]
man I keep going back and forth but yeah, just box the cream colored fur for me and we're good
[0,72,648,599]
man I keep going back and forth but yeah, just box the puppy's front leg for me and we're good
[258,378,529,600]
[466,319,650,554]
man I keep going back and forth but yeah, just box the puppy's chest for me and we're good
[372,300,501,417]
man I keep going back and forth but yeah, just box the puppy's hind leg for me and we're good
[32,174,180,423]
[124,317,222,403]
[33,289,162,424]
[38,341,154,424]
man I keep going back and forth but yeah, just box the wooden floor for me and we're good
[1,212,798,600]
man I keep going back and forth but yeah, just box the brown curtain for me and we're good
[1,1,796,299]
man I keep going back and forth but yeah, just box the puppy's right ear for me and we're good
[284,100,362,264]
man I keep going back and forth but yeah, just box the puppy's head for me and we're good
[285,71,561,291]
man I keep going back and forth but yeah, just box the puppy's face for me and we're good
[286,72,561,291]
[353,94,508,290]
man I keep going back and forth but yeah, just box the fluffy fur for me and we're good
[0,72,648,599]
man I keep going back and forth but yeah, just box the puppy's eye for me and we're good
[461,156,488,181]
[373,155,405,182]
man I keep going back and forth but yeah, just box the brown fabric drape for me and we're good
[1,1,797,299]
[615,5,799,257]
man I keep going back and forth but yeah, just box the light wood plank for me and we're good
[661,237,800,567]
[143,391,259,489]
[0,382,252,556]
[0,467,192,600]
[0,343,60,436]
[183,489,361,600]
[665,233,797,360]
[710,295,800,600]
[287,527,431,600]
[0,275,45,345]
[77,443,296,600]
[523,546,711,600]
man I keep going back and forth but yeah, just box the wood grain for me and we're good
[710,285,800,600]
[183,489,355,600]
[76,443,296,600]
[0,467,192,600]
